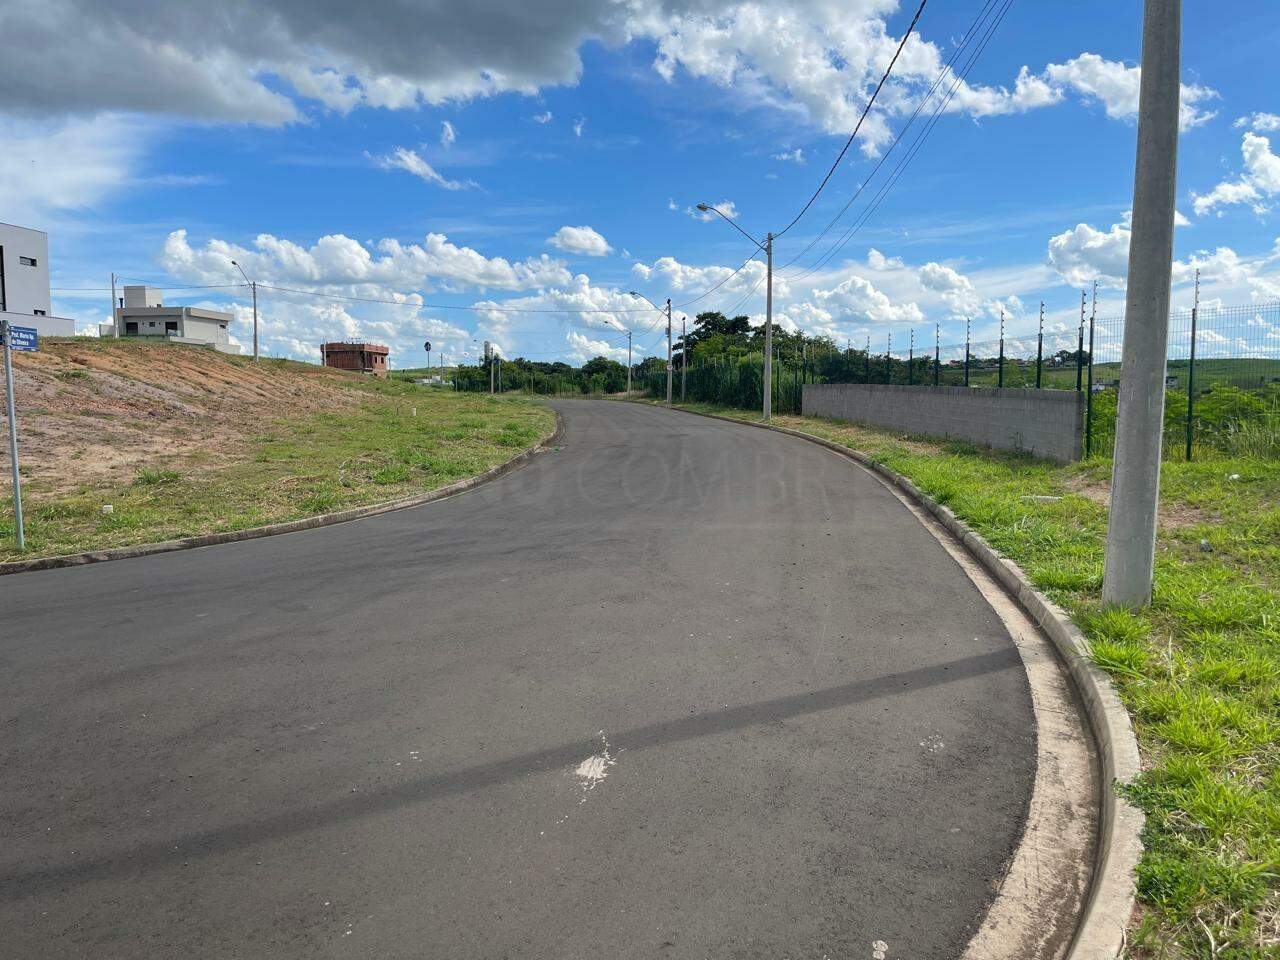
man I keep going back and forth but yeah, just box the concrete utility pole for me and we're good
[230,261,258,361]
[695,204,773,420]
[110,273,118,337]
[1103,0,1181,609]
[666,298,673,405]
[764,232,773,420]
[627,291,672,404]
[626,329,633,396]
[680,314,687,403]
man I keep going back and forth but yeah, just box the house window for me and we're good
[125,322,138,334]
[19,256,36,267]
[165,321,178,332]
[34,309,46,316]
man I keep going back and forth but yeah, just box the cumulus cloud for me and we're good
[1047,219,1132,287]
[548,225,612,257]
[917,261,979,315]
[1041,53,1217,131]
[1192,131,1280,216]
[0,1,1220,158]
[567,329,629,363]
[773,148,805,164]
[631,255,775,298]
[573,116,586,137]
[440,120,457,147]
[161,228,571,294]
[374,146,475,190]
[814,274,923,325]
[532,110,553,124]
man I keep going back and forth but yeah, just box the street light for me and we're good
[695,203,773,420]
[230,260,258,361]
[629,291,672,405]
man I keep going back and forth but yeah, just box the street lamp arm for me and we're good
[627,291,664,313]
[229,260,252,286]
[694,203,764,250]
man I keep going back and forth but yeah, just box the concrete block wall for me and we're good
[801,383,1084,461]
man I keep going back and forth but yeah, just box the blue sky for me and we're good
[3,0,1278,368]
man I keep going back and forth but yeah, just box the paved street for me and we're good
[1,400,1038,959]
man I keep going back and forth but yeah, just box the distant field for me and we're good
[0,339,553,562]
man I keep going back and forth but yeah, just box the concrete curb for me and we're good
[0,413,565,577]
[648,403,1143,960]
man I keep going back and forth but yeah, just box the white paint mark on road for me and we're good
[573,731,615,790]
[919,734,945,753]
[872,940,888,960]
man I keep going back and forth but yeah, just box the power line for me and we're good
[772,0,928,241]
[782,0,1015,282]
[777,0,1003,275]
[672,251,763,309]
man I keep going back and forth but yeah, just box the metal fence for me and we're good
[646,300,1280,461]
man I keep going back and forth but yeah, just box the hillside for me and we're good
[0,339,555,561]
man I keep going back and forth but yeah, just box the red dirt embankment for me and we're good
[4,339,365,496]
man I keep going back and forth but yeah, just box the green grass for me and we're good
[0,380,555,563]
[657,400,1280,958]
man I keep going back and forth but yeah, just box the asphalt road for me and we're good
[0,400,1037,959]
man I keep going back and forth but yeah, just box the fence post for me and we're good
[1086,305,1096,457]
[865,336,871,382]
[934,323,940,386]
[908,329,914,385]
[997,309,1005,389]
[1076,290,1085,391]
[1036,301,1044,388]
[886,333,892,384]
[964,318,971,387]
[1185,268,1200,461]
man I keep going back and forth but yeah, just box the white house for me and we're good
[0,222,77,337]
[114,286,239,353]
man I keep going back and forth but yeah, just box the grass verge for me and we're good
[654,400,1280,959]
[1,381,554,563]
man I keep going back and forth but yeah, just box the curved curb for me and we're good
[645,403,1143,960]
[0,412,564,577]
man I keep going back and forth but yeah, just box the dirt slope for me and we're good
[5,339,368,496]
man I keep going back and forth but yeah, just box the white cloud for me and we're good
[567,329,629,363]
[573,116,586,137]
[1042,53,1217,131]
[532,110,553,124]
[814,274,923,325]
[1192,131,1280,216]
[917,261,979,315]
[631,255,775,298]
[161,228,571,294]
[0,114,150,224]
[548,225,613,257]
[374,146,475,190]
[1235,112,1280,133]
[440,120,457,147]
[772,148,805,164]
[1047,219,1132,287]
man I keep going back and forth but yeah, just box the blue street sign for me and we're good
[8,326,38,352]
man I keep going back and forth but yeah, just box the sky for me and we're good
[2,0,1278,369]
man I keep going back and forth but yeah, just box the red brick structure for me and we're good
[321,342,390,378]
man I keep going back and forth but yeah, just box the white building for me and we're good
[0,222,77,337]
[113,286,239,354]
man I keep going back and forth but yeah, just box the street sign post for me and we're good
[1,319,29,549]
